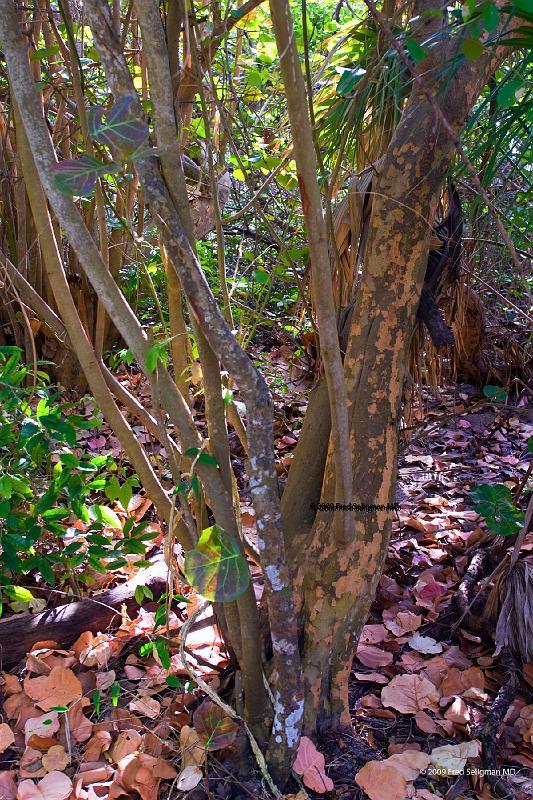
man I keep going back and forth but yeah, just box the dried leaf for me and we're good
[444,697,471,724]
[355,760,406,800]
[111,729,142,763]
[41,745,69,772]
[83,731,112,762]
[360,624,389,644]
[429,740,480,775]
[356,644,393,668]
[17,771,72,800]
[354,672,389,684]
[176,765,203,791]
[383,610,423,637]
[24,713,60,744]
[381,674,439,714]
[66,698,93,743]
[414,710,439,734]
[24,667,82,711]
[96,670,116,692]
[408,634,443,655]
[129,696,161,720]
[0,725,14,754]
[19,748,45,779]
[0,771,17,800]
[293,736,334,793]
[440,667,485,700]
[180,725,206,768]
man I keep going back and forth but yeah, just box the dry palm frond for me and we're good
[485,556,533,663]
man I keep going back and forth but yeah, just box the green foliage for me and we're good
[0,348,157,604]
[183,524,250,602]
[483,385,508,402]
[470,483,525,536]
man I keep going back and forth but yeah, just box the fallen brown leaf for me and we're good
[381,674,439,714]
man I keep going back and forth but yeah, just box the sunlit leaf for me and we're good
[183,524,249,602]
[89,504,122,529]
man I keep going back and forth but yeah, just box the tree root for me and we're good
[453,548,494,634]
[476,651,520,800]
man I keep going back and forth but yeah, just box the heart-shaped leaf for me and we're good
[184,524,249,602]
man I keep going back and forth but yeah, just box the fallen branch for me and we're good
[0,556,168,669]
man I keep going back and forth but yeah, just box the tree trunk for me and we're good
[295,57,505,732]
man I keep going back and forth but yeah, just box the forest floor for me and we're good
[0,346,532,800]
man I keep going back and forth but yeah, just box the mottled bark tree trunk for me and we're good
[291,42,514,732]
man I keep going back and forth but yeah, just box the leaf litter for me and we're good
[0,384,531,800]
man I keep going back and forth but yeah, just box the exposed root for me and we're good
[476,651,520,800]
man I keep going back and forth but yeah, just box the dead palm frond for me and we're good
[485,555,533,664]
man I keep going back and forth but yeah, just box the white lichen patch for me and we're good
[265,564,283,590]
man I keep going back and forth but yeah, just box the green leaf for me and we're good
[166,675,182,688]
[0,475,13,499]
[139,642,154,657]
[184,447,200,458]
[30,45,60,62]
[90,504,122,529]
[92,689,101,717]
[183,524,250,602]
[405,38,426,63]
[135,585,145,605]
[111,682,121,707]
[193,700,239,751]
[497,79,524,109]
[335,67,366,96]
[470,483,524,537]
[155,638,171,669]
[513,0,533,12]
[482,1,500,31]
[145,342,168,373]
[527,436,533,454]
[190,476,201,501]
[59,452,80,469]
[253,269,269,284]
[197,452,219,467]
[246,69,264,87]
[462,37,484,60]
[483,385,507,402]
[4,585,34,602]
